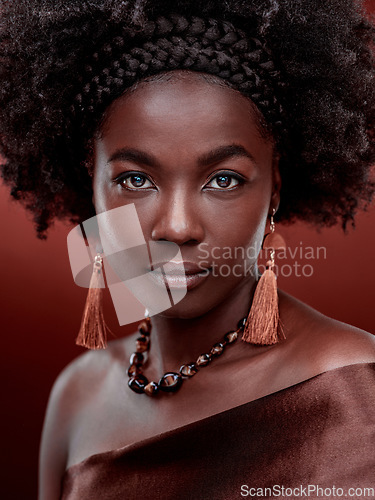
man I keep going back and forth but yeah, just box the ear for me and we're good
[269,150,281,215]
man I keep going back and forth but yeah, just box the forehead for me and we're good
[95,72,274,168]
[99,71,267,140]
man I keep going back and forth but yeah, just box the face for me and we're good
[92,71,281,319]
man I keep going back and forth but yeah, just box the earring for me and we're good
[242,209,286,345]
[76,253,112,349]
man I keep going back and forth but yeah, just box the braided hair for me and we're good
[0,0,374,238]
[75,16,284,134]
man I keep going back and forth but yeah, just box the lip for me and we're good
[151,261,209,275]
[148,261,211,290]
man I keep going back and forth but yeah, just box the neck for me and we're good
[149,275,258,372]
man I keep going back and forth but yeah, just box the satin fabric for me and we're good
[61,363,375,500]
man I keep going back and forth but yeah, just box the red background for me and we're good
[1,2,375,497]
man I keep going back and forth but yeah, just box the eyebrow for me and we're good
[108,144,257,168]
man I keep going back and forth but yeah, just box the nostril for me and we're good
[150,220,204,245]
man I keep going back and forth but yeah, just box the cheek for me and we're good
[203,215,266,273]
[194,196,270,284]
[203,181,271,247]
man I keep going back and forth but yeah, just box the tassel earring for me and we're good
[76,253,112,349]
[242,209,286,345]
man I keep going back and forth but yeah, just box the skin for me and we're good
[38,71,375,500]
[93,70,279,365]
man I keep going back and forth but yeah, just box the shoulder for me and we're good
[38,337,130,500]
[278,290,375,374]
[44,337,126,421]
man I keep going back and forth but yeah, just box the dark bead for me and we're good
[237,317,247,330]
[210,343,225,357]
[127,364,142,377]
[136,336,149,353]
[130,352,144,366]
[224,330,238,344]
[196,353,211,367]
[158,372,183,392]
[138,319,151,335]
[144,381,159,396]
[128,375,149,394]
[180,363,198,377]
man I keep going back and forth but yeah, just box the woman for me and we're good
[1,0,375,499]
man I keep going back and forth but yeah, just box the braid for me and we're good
[74,14,285,143]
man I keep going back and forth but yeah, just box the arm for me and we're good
[38,347,112,500]
[38,363,77,500]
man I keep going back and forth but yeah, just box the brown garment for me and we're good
[61,363,375,500]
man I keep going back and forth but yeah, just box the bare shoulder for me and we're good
[278,289,375,374]
[38,338,128,500]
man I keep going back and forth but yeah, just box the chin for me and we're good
[153,296,215,320]
[156,304,208,320]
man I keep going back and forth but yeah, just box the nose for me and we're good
[150,191,205,245]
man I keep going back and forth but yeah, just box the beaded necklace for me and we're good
[127,314,247,396]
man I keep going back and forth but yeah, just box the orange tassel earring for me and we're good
[76,253,112,349]
[242,209,286,345]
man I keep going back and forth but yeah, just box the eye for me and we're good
[204,171,245,190]
[113,172,155,190]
